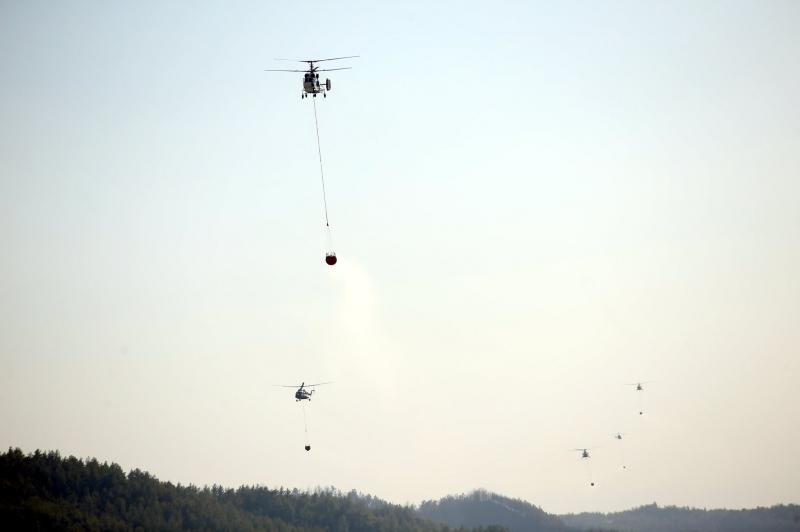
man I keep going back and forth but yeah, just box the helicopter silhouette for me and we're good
[265,56,358,98]
[612,433,627,469]
[627,381,652,392]
[626,381,654,415]
[273,382,332,402]
[572,448,597,486]
[573,448,594,459]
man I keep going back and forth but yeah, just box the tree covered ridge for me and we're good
[418,490,571,532]
[560,502,800,532]
[3,448,797,532]
[0,447,501,532]
[418,489,800,532]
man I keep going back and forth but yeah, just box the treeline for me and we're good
[0,448,502,532]
[418,490,574,532]
[560,502,800,532]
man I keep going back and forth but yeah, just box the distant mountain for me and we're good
[560,502,800,532]
[0,447,494,531]
[418,490,572,532]
[417,490,800,532]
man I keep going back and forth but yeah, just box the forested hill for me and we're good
[0,448,502,532]
[560,503,800,532]
[417,490,573,532]
[417,490,800,532]
[4,449,797,532]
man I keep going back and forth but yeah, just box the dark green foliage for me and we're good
[418,489,569,532]
[0,448,492,531]
[6,448,794,532]
[560,502,800,532]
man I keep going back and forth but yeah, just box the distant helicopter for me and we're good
[572,448,597,486]
[627,381,652,392]
[273,382,332,402]
[574,448,594,459]
[626,381,654,415]
[265,56,358,98]
[612,433,627,469]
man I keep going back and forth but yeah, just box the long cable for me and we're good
[312,98,330,228]
[584,458,594,486]
[302,403,310,446]
[617,438,627,470]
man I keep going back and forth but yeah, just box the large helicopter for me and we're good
[273,382,332,402]
[265,56,358,98]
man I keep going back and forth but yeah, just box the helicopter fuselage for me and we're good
[295,388,313,401]
[302,72,331,97]
[303,73,321,94]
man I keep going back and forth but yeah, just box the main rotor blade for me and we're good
[273,56,359,63]
[306,382,333,387]
[272,384,302,388]
[264,69,307,72]
[315,67,352,72]
[309,55,359,62]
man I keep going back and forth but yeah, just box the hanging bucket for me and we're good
[304,445,311,451]
[325,252,337,266]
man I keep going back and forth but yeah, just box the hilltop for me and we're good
[0,448,499,532]
[418,490,570,532]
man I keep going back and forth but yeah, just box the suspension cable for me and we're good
[312,98,330,228]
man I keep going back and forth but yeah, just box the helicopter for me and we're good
[612,433,627,469]
[273,382,332,402]
[573,448,594,459]
[627,381,652,392]
[627,381,654,414]
[265,56,358,98]
[572,448,597,486]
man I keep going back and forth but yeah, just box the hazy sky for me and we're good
[1,0,799,515]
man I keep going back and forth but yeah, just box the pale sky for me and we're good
[1,0,799,515]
